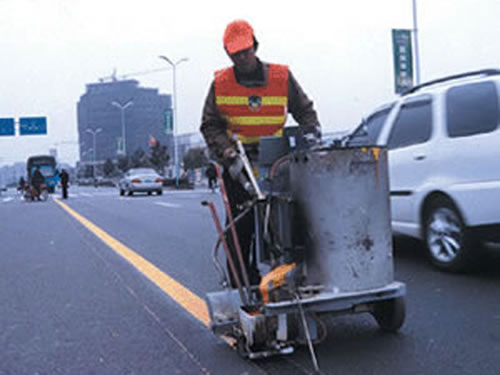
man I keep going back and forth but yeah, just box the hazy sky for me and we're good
[1,0,499,166]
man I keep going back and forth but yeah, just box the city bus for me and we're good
[27,155,58,193]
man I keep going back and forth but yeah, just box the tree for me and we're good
[83,165,93,178]
[130,148,152,169]
[103,159,115,177]
[183,147,207,170]
[118,156,130,173]
[150,142,170,173]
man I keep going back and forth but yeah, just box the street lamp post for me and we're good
[412,0,421,85]
[158,55,188,188]
[85,128,102,184]
[111,100,134,156]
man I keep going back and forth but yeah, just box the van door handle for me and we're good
[414,154,426,161]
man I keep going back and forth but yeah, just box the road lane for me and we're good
[66,188,500,375]
[56,189,224,299]
[0,195,264,375]
[53,198,210,326]
[3,186,500,374]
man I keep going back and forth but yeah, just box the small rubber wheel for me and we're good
[235,335,248,358]
[372,297,406,332]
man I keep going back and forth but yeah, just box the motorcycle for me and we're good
[23,183,49,202]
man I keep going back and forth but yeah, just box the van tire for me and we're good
[424,197,477,272]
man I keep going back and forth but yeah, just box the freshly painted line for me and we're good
[53,198,210,327]
[154,202,182,208]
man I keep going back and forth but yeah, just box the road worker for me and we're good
[200,19,321,287]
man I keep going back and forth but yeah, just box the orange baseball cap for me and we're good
[223,20,254,55]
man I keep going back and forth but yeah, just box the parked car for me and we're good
[347,69,500,272]
[119,168,163,196]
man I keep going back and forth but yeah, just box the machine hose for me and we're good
[296,311,328,346]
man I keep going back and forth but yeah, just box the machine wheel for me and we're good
[147,191,152,196]
[424,197,477,272]
[372,297,405,332]
[120,189,125,196]
[128,191,133,196]
[234,332,249,358]
[157,190,163,195]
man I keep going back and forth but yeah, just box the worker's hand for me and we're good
[223,147,244,180]
[223,147,238,161]
[228,156,244,181]
[303,128,322,148]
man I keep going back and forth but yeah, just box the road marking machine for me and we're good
[202,128,406,371]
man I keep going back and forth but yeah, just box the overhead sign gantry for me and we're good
[0,117,47,136]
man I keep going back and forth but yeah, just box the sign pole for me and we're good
[412,0,421,85]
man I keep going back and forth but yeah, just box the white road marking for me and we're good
[2,197,13,202]
[154,202,182,208]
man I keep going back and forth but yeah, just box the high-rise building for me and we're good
[77,79,172,164]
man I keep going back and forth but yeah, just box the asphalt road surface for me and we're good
[1,186,499,374]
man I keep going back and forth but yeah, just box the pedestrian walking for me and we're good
[206,163,217,193]
[59,169,69,199]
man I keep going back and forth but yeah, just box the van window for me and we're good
[348,106,394,146]
[387,100,432,150]
[446,81,499,137]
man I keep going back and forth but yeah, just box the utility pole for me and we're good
[412,0,421,85]
[86,128,102,183]
[111,100,134,156]
[158,55,188,188]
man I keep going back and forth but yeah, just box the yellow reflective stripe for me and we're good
[229,116,286,126]
[262,97,287,106]
[216,96,287,106]
[216,96,248,105]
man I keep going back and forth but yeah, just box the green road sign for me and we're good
[117,137,125,155]
[392,29,414,94]
[164,108,173,135]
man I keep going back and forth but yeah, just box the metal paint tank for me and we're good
[290,146,394,292]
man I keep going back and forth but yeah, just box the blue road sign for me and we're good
[0,118,15,136]
[19,117,47,135]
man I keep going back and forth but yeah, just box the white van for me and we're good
[348,69,500,272]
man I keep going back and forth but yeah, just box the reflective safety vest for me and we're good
[214,64,289,145]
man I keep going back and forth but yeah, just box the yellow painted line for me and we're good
[54,198,211,327]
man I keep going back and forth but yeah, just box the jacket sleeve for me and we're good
[288,70,321,132]
[200,81,234,160]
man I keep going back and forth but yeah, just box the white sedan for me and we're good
[119,168,163,196]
